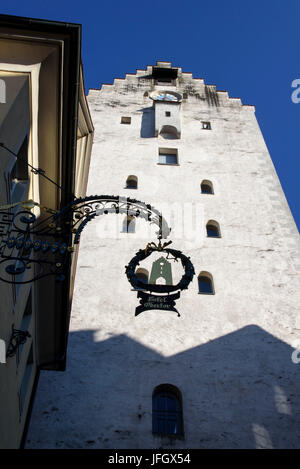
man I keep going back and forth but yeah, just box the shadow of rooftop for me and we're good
[26,325,300,449]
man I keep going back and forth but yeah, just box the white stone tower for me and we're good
[27,62,300,449]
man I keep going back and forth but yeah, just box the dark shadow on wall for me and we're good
[26,325,300,449]
[138,106,155,138]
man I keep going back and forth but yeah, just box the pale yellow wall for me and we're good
[0,73,37,449]
[0,47,93,448]
[0,38,61,449]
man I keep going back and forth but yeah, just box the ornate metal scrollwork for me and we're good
[0,196,171,284]
[6,327,31,358]
[125,241,195,294]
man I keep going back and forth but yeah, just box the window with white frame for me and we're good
[158,148,178,165]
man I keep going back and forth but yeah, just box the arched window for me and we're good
[123,215,135,233]
[206,220,221,238]
[201,180,213,194]
[198,271,214,294]
[159,125,179,140]
[126,175,138,189]
[135,268,148,288]
[152,384,183,436]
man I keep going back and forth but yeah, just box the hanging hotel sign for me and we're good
[125,241,195,317]
[136,290,181,317]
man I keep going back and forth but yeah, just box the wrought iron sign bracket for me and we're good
[0,196,171,285]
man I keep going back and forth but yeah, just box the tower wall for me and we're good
[27,64,300,449]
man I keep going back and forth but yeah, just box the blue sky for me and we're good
[1,0,299,230]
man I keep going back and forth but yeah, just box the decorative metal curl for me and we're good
[53,195,171,243]
[6,328,31,358]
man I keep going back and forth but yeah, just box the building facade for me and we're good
[26,62,300,449]
[0,15,93,449]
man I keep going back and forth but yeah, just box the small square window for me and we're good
[158,148,178,165]
[159,154,177,165]
[165,111,171,117]
[121,116,131,124]
[202,121,211,130]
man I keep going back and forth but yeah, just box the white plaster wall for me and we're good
[26,66,300,449]
[155,99,181,137]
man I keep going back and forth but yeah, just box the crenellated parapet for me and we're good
[88,61,254,111]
